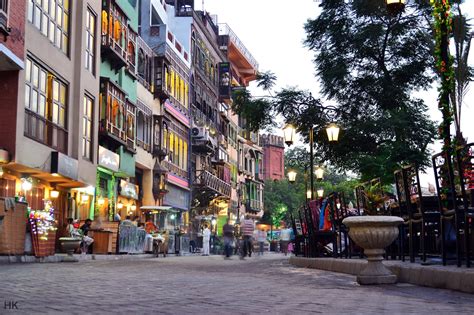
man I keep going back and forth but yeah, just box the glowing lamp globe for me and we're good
[317,188,324,198]
[326,123,340,142]
[117,201,124,210]
[50,190,60,199]
[287,170,297,183]
[283,124,296,147]
[315,166,324,180]
[306,190,312,200]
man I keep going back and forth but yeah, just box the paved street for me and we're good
[1,254,474,314]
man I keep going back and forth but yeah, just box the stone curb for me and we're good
[289,256,474,294]
[0,253,158,264]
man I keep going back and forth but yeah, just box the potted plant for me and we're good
[342,181,403,285]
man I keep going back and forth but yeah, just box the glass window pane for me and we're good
[34,6,41,29]
[26,59,31,82]
[42,0,48,11]
[59,107,65,126]
[39,95,46,116]
[52,104,58,124]
[41,14,48,36]
[87,121,91,138]
[89,55,94,72]
[90,14,95,32]
[62,34,68,53]
[25,86,31,108]
[28,0,34,22]
[87,100,92,117]
[85,52,90,70]
[63,13,68,32]
[32,65,39,87]
[49,21,55,42]
[63,0,69,11]
[55,26,61,47]
[51,0,56,20]
[56,6,62,26]
[59,84,66,104]
[82,119,86,136]
[53,81,59,101]
[31,90,38,113]
[39,71,46,92]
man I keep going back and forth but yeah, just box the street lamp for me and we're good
[117,200,124,210]
[317,188,324,198]
[283,124,296,146]
[325,123,340,143]
[288,170,297,183]
[386,0,405,14]
[315,166,324,180]
[306,190,312,200]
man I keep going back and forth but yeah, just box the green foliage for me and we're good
[232,1,437,183]
[262,147,360,225]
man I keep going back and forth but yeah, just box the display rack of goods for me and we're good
[0,198,28,255]
[28,201,58,257]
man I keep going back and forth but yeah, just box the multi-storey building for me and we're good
[1,0,102,229]
[217,24,263,221]
[260,134,285,181]
[189,10,232,238]
[139,0,193,241]
[97,0,139,223]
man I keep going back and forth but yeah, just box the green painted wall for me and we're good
[100,0,138,102]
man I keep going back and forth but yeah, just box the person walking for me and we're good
[223,219,234,259]
[202,224,211,256]
[280,225,291,256]
[257,228,267,256]
[240,216,254,259]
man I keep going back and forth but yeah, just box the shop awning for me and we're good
[140,206,173,211]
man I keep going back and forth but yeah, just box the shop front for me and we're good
[0,151,94,257]
[163,176,190,254]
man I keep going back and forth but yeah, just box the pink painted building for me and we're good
[260,134,285,181]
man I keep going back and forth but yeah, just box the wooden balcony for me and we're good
[245,199,263,213]
[194,170,231,198]
[101,34,127,69]
[24,110,68,154]
[163,160,188,179]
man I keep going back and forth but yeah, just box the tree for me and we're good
[451,0,473,141]
[232,1,437,183]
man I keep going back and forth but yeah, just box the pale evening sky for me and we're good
[200,0,474,185]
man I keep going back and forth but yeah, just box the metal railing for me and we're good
[218,23,259,70]
[194,170,231,197]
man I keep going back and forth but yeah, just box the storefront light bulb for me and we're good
[0,167,3,177]
[22,178,33,191]
[117,201,124,209]
[98,197,105,206]
[170,214,176,220]
[81,194,90,202]
[131,203,137,211]
[50,190,60,199]
[211,218,217,226]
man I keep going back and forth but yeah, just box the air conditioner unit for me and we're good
[191,127,207,139]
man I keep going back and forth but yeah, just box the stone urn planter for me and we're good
[342,216,403,285]
[59,237,82,262]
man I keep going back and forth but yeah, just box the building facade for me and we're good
[260,134,285,181]
[1,0,102,231]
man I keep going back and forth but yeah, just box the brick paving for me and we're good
[1,254,473,314]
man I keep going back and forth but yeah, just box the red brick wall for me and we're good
[0,71,19,156]
[0,0,26,158]
[1,0,26,59]
[263,145,285,181]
